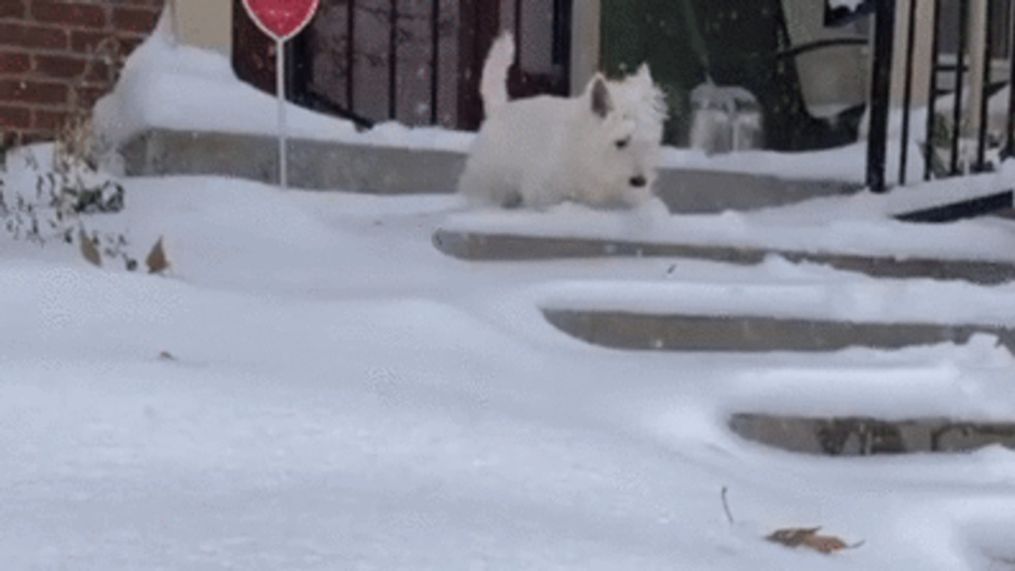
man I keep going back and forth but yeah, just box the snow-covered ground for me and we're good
[2,167,1015,570]
[3,12,1014,570]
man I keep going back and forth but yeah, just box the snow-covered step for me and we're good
[545,309,1015,353]
[538,280,1015,353]
[434,229,1015,285]
[729,413,1015,456]
[120,129,859,212]
[122,129,465,195]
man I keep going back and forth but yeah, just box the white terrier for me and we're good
[458,34,667,209]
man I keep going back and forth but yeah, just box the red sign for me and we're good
[242,0,320,41]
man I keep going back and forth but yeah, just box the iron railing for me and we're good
[868,0,1015,215]
[286,0,572,131]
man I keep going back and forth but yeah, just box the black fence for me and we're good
[234,0,573,132]
[867,0,1015,212]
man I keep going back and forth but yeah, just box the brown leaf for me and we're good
[145,236,169,274]
[766,527,853,554]
[806,534,850,554]
[79,229,101,267]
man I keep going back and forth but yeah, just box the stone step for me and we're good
[729,413,1015,456]
[433,229,1015,285]
[543,309,1015,353]
[120,129,860,212]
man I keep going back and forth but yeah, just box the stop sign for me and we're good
[242,0,320,41]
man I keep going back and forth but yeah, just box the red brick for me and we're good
[1,130,22,149]
[0,52,31,74]
[13,130,56,144]
[70,29,112,52]
[31,2,107,28]
[83,58,112,84]
[112,6,159,34]
[33,54,88,79]
[0,23,68,50]
[0,0,26,19]
[71,84,108,108]
[114,33,144,56]
[32,108,70,130]
[0,105,31,130]
[113,0,165,8]
[0,79,68,105]
[1,131,17,150]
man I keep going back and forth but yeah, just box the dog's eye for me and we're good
[615,137,631,149]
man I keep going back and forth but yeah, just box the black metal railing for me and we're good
[868,0,1015,201]
[286,0,572,132]
[867,0,896,193]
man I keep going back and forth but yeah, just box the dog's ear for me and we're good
[590,76,613,119]
[636,63,654,86]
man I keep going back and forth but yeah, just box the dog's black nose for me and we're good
[629,176,647,188]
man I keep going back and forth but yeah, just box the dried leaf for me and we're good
[805,534,850,554]
[766,527,854,554]
[146,236,169,274]
[78,229,101,267]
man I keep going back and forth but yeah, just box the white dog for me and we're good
[458,33,667,209]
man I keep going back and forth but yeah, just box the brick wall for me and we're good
[0,0,164,148]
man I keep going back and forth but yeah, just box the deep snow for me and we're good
[3,11,1015,570]
[2,170,1015,570]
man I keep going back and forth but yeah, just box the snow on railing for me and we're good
[867,0,1015,201]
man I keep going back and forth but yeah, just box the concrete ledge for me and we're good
[730,413,1015,455]
[656,168,859,213]
[434,230,1015,285]
[121,129,465,194]
[120,128,861,211]
[543,309,1015,353]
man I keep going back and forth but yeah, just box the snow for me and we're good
[92,13,474,154]
[539,275,1015,328]
[4,17,1015,571]
[827,0,868,12]
[3,163,1015,569]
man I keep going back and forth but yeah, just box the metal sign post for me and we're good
[241,0,321,190]
[276,37,288,189]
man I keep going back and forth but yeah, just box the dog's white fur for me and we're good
[458,34,667,209]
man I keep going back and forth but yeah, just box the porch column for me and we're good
[964,0,989,137]
[888,0,935,109]
[172,0,233,55]
[570,0,599,93]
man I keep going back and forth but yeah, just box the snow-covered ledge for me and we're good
[121,129,466,195]
[121,126,866,212]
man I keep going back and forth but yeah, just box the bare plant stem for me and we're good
[721,486,735,526]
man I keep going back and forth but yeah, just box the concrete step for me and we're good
[122,129,464,195]
[730,413,1015,455]
[120,129,860,212]
[433,229,1015,285]
[543,309,1015,353]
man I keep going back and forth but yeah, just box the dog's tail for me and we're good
[480,33,514,116]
